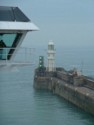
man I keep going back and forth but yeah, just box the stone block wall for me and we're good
[34,76,94,115]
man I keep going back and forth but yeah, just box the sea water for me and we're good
[0,47,94,125]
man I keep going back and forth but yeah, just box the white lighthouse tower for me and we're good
[47,40,56,72]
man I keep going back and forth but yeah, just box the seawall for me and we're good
[33,68,94,116]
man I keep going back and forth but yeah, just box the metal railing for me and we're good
[0,47,35,66]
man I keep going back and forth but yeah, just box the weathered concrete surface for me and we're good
[34,76,94,116]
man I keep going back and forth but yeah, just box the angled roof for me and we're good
[0,6,30,22]
[0,6,39,31]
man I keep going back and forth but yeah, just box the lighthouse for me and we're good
[47,40,56,72]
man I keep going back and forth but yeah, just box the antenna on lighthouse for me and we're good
[47,40,56,72]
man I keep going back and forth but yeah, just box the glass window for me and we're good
[1,34,16,47]
[48,45,54,50]
[0,33,22,60]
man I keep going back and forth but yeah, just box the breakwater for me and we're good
[34,68,94,116]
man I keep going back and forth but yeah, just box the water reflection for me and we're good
[0,67,93,125]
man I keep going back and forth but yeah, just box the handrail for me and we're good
[0,47,35,66]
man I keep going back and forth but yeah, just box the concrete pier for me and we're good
[34,68,94,116]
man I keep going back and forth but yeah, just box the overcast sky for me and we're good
[0,0,94,48]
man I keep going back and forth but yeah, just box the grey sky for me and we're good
[0,0,94,48]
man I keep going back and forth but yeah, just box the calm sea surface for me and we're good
[0,47,94,125]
